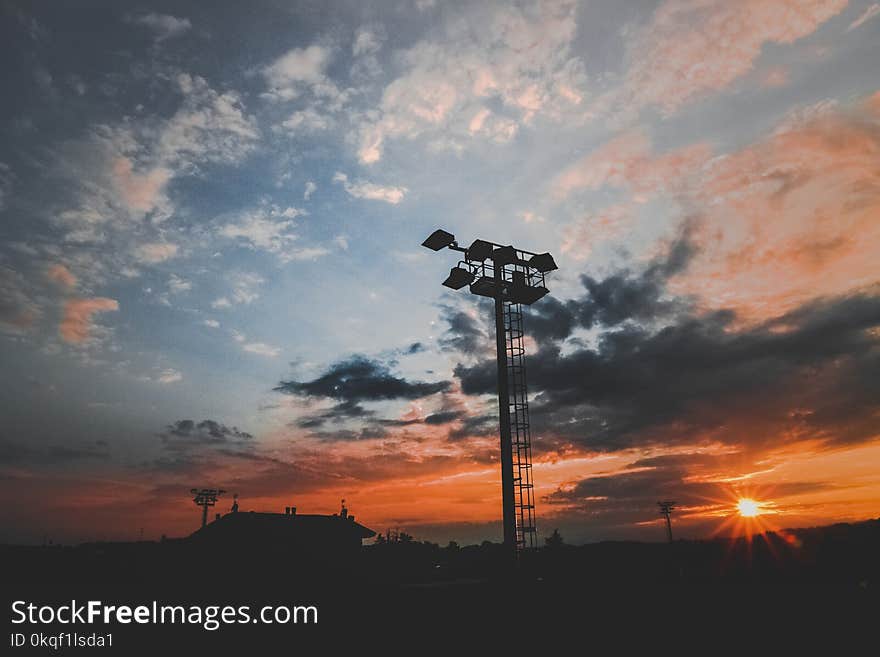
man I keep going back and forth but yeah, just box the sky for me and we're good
[1,0,879,546]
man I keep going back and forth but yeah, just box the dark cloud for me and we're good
[448,413,498,440]
[276,355,450,402]
[524,295,577,341]
[160,419,254,448]
[277,355,451,439]
[456,289,880,452]
[438,303,490,355]
[424,410,467,425]
[577,224,696,329]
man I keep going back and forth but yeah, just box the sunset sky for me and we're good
[1,0,879,546]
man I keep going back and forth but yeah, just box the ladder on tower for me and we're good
[503,300,537,550]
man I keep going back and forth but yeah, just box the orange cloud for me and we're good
[59,297,119,343]
[616,0,847,113]
[112,157,171,214]
[46,264,77,289]
[560,91,880,321]
[554,129,711,199]
[673,95,880,319]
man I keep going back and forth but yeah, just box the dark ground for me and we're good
[2,519,878,652]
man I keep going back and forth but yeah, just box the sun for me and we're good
[736,498,762,517]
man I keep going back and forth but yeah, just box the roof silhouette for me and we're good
[188,509,376,549]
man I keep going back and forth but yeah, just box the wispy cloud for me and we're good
[333,172,406,204]
[127,13,192,42]
[848,3,880,30]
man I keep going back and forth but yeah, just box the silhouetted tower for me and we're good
[423,229,557,555]
[191,488,226,528]
[658,501,676,543]
[230,493,239,513]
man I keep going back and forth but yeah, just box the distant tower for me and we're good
[340,498,348,519]
[191,488,226,528]
[231,493,239,513]
[658,501,676,543]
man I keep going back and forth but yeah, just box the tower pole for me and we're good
[494,266,516,553]
[201,502,208,528]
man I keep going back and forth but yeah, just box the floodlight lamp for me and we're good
[509,285,549,305]
[466,239,493,262]
[422,229,456,251]
[492,245,518,266]
[442,266,475,290]
[529,252,558,273]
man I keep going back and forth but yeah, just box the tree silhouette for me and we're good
[545,528,564,549]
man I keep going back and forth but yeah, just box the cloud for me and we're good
[304,181,317,200]
[158,74,259,165]
[212,272,264,308]
[455,281,880,455]
[156,368,183,384]
[280,108,331,133]
[242,342,281,357]
[333,172,406,204]
[203,319,220,328]
[167,274,191,294]
[355,0,585,163]
[134,242,178,264]
[609,0,847,115]
[160,419,254,448]
[560,204,633,260]
[218,206,325,262]
[112,158,173,216]
[220,211,296,253]
[670,92,880,318]
[263,45,332,91]
[555,93,880,321]
[848,3,880,30]
[438,303,491,355]
[46,264,77,289]
[128,13,192,42]
[59,297,119,343]
[261,44,349,109]
[353,26,384,57]
[554,129,711,199]
[276,354,451,403]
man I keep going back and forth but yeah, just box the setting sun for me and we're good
[737,498,762,517]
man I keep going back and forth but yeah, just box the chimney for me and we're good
[290,506,297,516]
[284,506,290,515]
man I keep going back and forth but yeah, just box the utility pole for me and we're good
[658,501,676,543]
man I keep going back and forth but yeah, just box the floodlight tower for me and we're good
[658,501,676,543]
[422,229,557,555]
[191,488,226,528]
